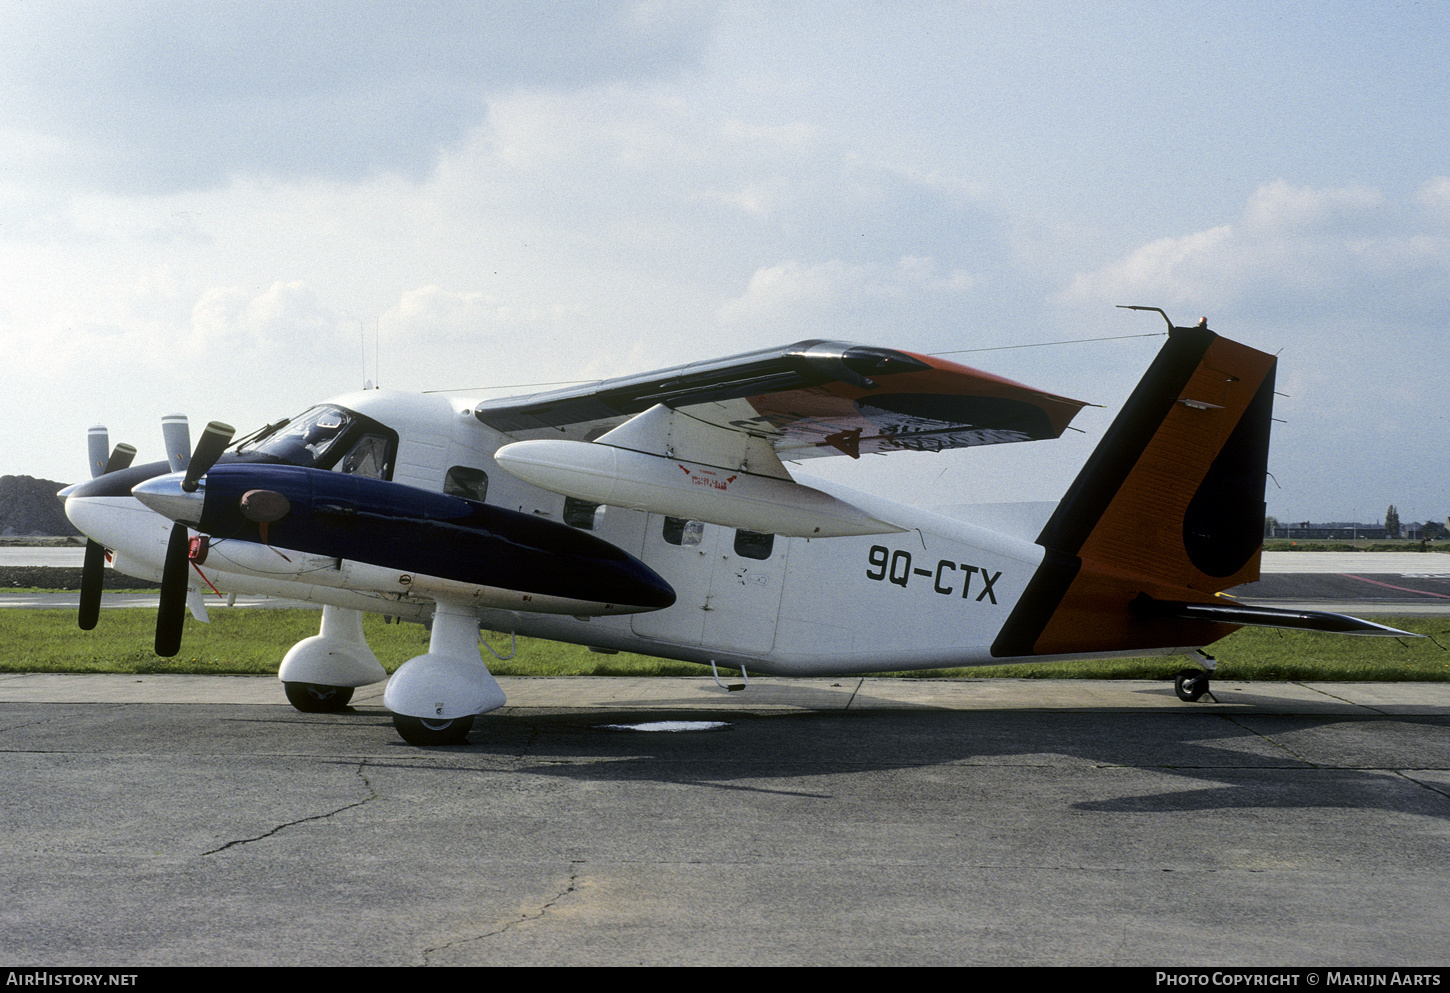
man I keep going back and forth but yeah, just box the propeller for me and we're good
[154,522,192,656]
[183,421,235,492]
[161,414,191,473]
[77,433,137,631]
[87,426,109,479]
[154,420,234,656]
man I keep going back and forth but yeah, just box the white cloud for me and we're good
[1064,181,1450,324]
[1062,225,1237,311]
[1241,179,1387,236]
[387,285,592,346]
[718,260,860,322]
[717,256,976,328]
[190,282,345,362]
[1417,176,1450,223]
[0,1,717,193]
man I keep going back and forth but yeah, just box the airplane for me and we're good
[60,308,1411,745]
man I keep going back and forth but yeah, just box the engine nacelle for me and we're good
[133,464,675,615]
[495,439,902,538]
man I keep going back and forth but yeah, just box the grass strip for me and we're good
[1,608,1446,681]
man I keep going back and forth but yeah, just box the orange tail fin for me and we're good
[993,323,1277,658]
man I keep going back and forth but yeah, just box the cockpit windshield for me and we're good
[234,404,396,478]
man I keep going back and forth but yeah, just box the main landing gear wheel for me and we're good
[393,714,475,746]
[1174,669,1210,703]
[284,682,355,713]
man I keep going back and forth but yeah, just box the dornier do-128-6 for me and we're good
[61,308,1410,745]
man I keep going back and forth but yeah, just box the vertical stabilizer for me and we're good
[993,324,1277,658]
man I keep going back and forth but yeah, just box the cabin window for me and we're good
[564,497,603,530]
[733,529,774,560]
[444,466,489,502]
[662,517,704,547]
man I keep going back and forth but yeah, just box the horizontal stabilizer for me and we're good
[1132,595,1420,638]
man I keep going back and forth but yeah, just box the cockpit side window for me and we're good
[236,406,351,467]
[337,434,391,478]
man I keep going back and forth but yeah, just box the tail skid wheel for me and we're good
[1174,669,1210,703]
[393,714,475,746]
[284,682,355,713]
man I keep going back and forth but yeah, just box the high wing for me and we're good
[474,339,1087,459]
[485,339,1089,538]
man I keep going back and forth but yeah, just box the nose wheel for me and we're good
[393,715,474,746]
[284,682,355,713]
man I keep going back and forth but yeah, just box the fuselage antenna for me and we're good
[360,320,370,389]
[360,316,383,390]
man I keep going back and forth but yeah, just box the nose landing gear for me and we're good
[284,682,356,712]
[392,715,475,746]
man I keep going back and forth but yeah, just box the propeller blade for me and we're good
[155,522,190,657]
[104,443,137,475]
[181,421,235,493]
[162,414,191,473]
[87,426,109,479]
[153,418,232,653]
[76,431,137,630]
[78,540,106,630]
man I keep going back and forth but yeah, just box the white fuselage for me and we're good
[66,388,1187,676]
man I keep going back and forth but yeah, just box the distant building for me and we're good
[1265,521,1435,541]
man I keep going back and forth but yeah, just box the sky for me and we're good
[3,0,1447,525]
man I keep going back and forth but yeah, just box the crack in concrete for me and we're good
[514,719,542,758]
[0,717,57,736]
[1394,770,1450,802]
[1294,681,1395,716]
[421,862,584,966]
[1220,713,1319,766]
[201,758,378,855]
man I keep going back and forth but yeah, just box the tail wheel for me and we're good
[284,682,355,713]
[1174,669,1209,703]
[393,714,474,746]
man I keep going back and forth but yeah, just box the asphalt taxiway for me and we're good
[4,549,1448,965]
[3,674,1448,967]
